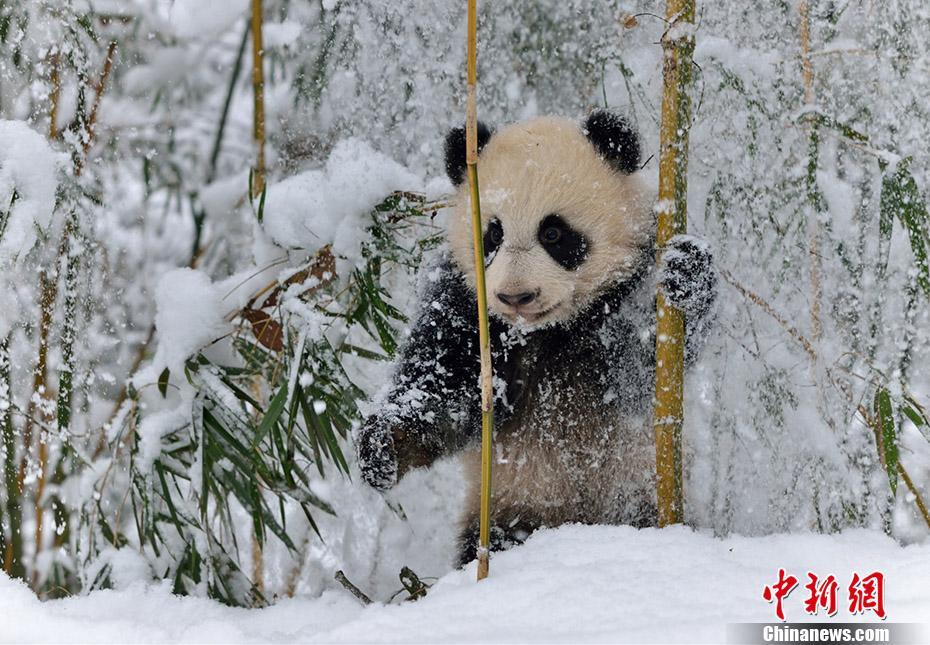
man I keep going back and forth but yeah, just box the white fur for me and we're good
[448,116,654,327]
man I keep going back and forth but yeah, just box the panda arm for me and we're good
[600,235,717,414]
[356,258,479,490]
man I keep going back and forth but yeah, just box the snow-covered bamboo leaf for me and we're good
[874,388,898,495]
[880,159,930,297]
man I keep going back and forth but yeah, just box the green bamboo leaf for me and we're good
[256,183,267,224]
[158,367,170,398]
[805,112,868,143]
[880,158,930,297]
[253,384,288,447]
[874,388,898,495]
[295,386,326,476]
[342,343,391,362]
[903,405,925,429]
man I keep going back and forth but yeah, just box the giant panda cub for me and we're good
[357,110,717,566]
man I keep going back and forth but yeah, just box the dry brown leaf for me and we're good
[262,245,337,308]
[241,308,285,352]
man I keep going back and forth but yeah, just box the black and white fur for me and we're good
[357,110,717,566]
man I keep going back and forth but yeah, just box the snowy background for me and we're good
[1,0,929,640]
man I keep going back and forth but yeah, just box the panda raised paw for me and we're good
[355,417,399,491]
[658,234,717,318]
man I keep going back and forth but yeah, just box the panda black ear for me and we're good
[582,110,641,175]
[444,122,493,186]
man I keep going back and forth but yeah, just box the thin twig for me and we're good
[719,267,818,362]
[334,570,372,605]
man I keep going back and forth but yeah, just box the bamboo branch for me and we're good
[857,405,930,531]
[75,41,117,177]
[465,0,494,581]
[653,0,695,527]
[209,20,250,185]
[897,462,930,530]
[719,268,818,362]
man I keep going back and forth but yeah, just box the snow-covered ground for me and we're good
[2,526,927,644]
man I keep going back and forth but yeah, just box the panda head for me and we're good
[444,110,654,328]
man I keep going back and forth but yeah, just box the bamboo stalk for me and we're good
[798,1,823,343]
[465,0,494,581]
[1,335,25,580]
[18,270,56,584]
[653,0,695,527]
[251,531,264,593]
[250,0,266,199]
[29,42,118,588]
[48,52,61,139]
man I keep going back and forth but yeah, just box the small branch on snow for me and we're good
[335,570,373,605]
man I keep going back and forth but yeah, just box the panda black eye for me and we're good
[538,214,588,270]
[483,218,503,263]
[541,226,561,244]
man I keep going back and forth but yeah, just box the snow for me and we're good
[136,407,191,472]
[261,139,420,267]
[1,2,928,637]
[166,0,248,41]
[122,48,195,96]
[0,120,65,263]
[263,21,303,49]
[149,268,232,375]
[2,526,928,643]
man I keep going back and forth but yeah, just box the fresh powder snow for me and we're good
[2,526,928,643]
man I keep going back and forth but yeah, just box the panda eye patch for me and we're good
[538,214,588,270]
[483,218,503,264]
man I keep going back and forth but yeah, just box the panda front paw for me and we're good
[356,417,398,491]
[658,234,717,318]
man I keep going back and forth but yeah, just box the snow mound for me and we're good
[261,139,420,266]
[1,526,928,643]
[150,268,232,375]
[0,120,65,262]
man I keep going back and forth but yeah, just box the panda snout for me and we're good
[496,290,538,307]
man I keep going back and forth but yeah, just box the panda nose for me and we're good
[497,291,537,307]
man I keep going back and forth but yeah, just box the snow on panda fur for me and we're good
[356,110,718,566]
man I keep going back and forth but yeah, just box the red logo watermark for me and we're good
[763,570,885,621]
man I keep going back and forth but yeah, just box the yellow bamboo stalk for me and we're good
[48,52,60,139]
[29,41,118,589]
[465,0,494,581]
[21,272,55,587]
[250,0,266,199]
[653,0,696,527]
[24,51,66,585]
[798,0,822,343]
